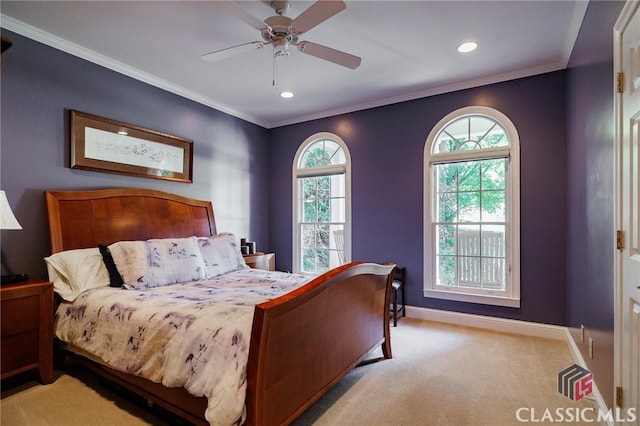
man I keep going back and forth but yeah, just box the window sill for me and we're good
[424,289,520,308]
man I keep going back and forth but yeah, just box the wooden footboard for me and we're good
[246,262,395,426]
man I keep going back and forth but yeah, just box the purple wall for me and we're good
[0,30,270,279]
[269,71,568,325]
[566,0,625,409]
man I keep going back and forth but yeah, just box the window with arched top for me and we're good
[293,133,351,274]
[424,106,521,307]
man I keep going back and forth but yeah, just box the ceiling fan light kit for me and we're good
[457,41,478,53]
[201,0,361,87]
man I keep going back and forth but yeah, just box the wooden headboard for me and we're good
[45,188,216,253]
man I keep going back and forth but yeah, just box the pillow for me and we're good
[196,233,248,278]
[98,244,124,287]
[108,236,206,290]
[44,247,111,302]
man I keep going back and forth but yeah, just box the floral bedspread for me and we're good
[55,268,310,426]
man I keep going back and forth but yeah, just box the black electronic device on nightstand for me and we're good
[1,274,29,285]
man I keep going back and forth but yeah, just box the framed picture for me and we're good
[70,110,193,183]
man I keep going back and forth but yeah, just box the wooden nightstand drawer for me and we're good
[1,330,39,372]
[1,296,39,336]
[0,280,54,384]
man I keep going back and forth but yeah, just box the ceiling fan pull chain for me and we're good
[272,52,277,86]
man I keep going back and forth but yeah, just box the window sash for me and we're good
[430,157,511,293]
[298,222,345,274]
[432,223,511,292]
[296,172,346,274]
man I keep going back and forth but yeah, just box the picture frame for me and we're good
[70,110,193,183]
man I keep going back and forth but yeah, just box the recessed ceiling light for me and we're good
[457,41,478,53]
[280,91,294,98]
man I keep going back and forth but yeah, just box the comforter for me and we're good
[55,268,310,425]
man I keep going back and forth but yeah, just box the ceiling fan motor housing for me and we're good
[263,15,298,43]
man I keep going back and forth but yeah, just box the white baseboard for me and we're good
[405,305,568,340]
[564,330,612,426]
[405,305,610,425]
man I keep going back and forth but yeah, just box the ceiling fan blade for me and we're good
[291,0,346,35]
[201,41,265,63]
[297,41,361,69]
[223,1,270,32]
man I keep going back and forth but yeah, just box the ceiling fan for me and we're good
[201,1,361,71]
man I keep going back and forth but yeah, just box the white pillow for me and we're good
[108,236,206,290]
[196,233,249,278]
[45,247,111,302]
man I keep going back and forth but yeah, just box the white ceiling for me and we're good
[0,1,588,129]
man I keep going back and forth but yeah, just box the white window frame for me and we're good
[292,132,352,274]
[423,106,521,307]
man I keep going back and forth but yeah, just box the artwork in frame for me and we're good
[70,110,193,183]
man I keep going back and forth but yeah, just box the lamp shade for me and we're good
[0,190,22,230]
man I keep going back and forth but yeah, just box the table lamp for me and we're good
[1,190,28,284]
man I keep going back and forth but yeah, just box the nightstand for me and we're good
[243,252,275,271]
[1,279,54,384]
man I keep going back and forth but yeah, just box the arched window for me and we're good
[424,106,520,307]
[293,133,351,274]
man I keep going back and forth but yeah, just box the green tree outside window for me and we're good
[298,139,347,274]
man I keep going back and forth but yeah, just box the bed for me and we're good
[45,187,395,426]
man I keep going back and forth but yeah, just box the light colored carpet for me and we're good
[1,318,595,425]
[1,369,172,425]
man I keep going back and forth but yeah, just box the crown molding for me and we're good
[2,0,586,130]
[270,61,566,128]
